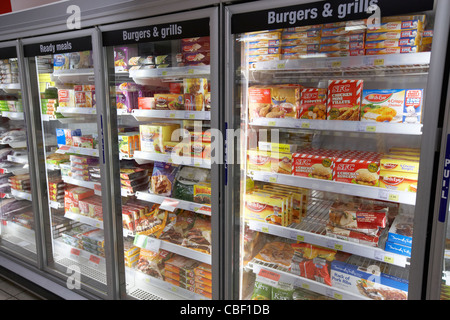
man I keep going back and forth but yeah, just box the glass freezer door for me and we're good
[228,0,441,301]
[22,34,110,296]
[0,45,37,263]
[102,14,217,300]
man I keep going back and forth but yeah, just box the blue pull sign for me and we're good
[439,134,450,223]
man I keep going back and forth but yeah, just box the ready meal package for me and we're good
[248,85,301,120]
[297,88,327,120]
[331,257,408,300]
[361,89,423,123]
[252,188,293,226]
[181,215,211,254]
[247,149,292,175]
[136,248,173,280]
[380,156,420,174]
[326,223,383,247]
[327,80,363,121]
[254,241,295,269]
[139,123,180,153]
[172,166,209,202]
[387,214,414,247]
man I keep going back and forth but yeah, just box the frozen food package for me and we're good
[172,166,209,202]
[181,215,211,254]
[327,80,363,120]
[254,241,295,268]
[149,162,179,196]
[136,248,173,279]
[160,210,197,245]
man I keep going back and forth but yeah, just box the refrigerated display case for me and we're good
[99,7,221,300]
[0,43,38,264]
[19,29,117,298]
[225,0,449,300]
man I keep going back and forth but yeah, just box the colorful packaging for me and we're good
[361,89,423,123]
[244,192,287,226]
[297,88,327,120]
[380,157,420,173]
[331,259,408,300]
[365,30,421,41]
[333,156,381,186]
[248,85,301,120]
[387,214,414,247]
[327,80,363,121]
[367,20,424,33]
[365,46,420,55]
[139,123,180,153]
[379,170,418,192]
[292,151,333,180]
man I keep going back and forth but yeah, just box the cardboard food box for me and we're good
[292,151,334,180]
[248,47,281,55]
[281,38,320,46]
[333,155,381,186]
[244,192,287,226]
[139,123,180,153]
[248,85,301,120]
[331,259,408,300]
[281,45,319,54]
[361,89,423,123]
[367,20,424,33]
[384,241,411,257]
[320,33,365,44]
[253,189,293,226]
[327,80,363,121]
[193,182,211,204]
[319,41,364,52]
[247,149,292,174]
[297,88,327,120]
[379,170,418,192]
[365,30,421,41]
[243,31,281,41]
[247,39,281,48]
[380,157,420,173]
[365,38,422,48]
[151,94,184,110]
[365,46,420,55]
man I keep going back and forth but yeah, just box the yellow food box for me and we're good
[380,157,420,173]
[247,149,292,174]
[243,31,281,41]
[367,20,424,33]
[258,141,298,153]
[365,38,422,49]
[139,123,180,153]
[244,192,288,226]
[248,85,301,120]
[379,170,418,193]
[257,187,295,225]
[266,183,309,218]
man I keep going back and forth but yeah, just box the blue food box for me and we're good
[387,214,414,247]
[331,260,408,300]
[385,241,411,257]
[56,128,82,147]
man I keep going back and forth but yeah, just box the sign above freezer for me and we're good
[102,18,210,46]
[23,36,92,57]
[231,0,434,34]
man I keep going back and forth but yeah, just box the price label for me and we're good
[301,283,309,290]
[276,63,285,69]
[384,255,395,264]
[189,114,195,119]
[257,268,281,286]
[334,244,343,251]
[296,235,304,242]
[160,198,179,212]
[187,69,194,74]
[374,58,384,66]
[333,293,343,300]
[89,255,101,268]
[388,193,399,202]
[162,71,168,76]
[144,237,161,253]
[269,176,277,183]
[267,121,276,126]
[331,61,342,68]
[365,126,376,132]
[169,113,176,118]
[301,122,310,129]
[261,226,269,233]
[70,248,81,260]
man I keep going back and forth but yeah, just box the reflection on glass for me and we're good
[33,48,107,293]
[0,54,37,260]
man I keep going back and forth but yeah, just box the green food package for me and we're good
[271,282,294,300]
[251,280,272,300]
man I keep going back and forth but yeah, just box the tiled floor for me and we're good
[0,275,43,300]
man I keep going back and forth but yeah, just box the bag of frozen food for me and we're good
[136,248,173,279]
[181,214,211,254]
[254,241,295,268]
[172,166,209,202]
[149,162,179,196]
[251,280,272,300]
[135,206,168,237]
[159,210,196,245]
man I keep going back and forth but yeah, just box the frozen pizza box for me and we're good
[331,259,408,300]
[387,214,414,247]
[327,80,363,121]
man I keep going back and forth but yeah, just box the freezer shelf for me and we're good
[56,145,99,157]
[249,52,430,74]
[133,233,211,265]
[135,191,211,216]
[248,170,416,205]
[247,258,368,300]
[131,109,210,121]
[126,267,210,300]
[1,111,24,121]
[133,150,211,169]
[249,118,423,135]
[246,195,409,267]
[130,65,210,85]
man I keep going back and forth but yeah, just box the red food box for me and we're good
[333,154,381,186]
[327,79,363,120]
[297,88,327,120]
[292,149,335,180]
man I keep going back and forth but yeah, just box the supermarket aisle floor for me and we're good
[0,275,43,300]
